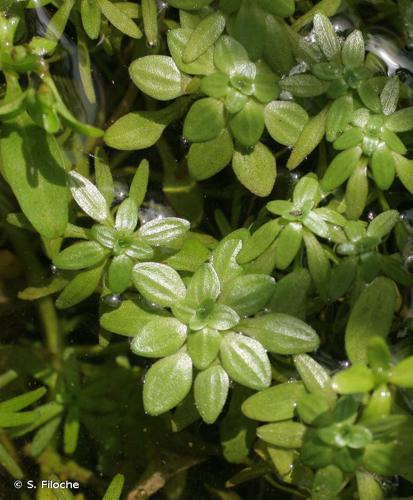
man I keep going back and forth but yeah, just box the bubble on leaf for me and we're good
[101,294,122,308]
[331,15,355,36]
[367,210,377,221]
[289,61,309,76]
[139,196,176,224]
[50,264,58,274]
[366,30,413,76]
[112,178,129,206]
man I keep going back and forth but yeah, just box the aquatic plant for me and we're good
[1,1,413,498]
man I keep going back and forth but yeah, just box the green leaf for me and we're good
[105,110,168,150]
[293,354,336,406]
[115,198,137,232]
[232,142,276,197]
[53,241,108,270]
[326,95,353,142]
[200,71,230,97]
[233,2,266,60]
[211,237,243,284]
[187,263,220,304]
[393,152,413,194]
[346,160,368,220]
[241,382,306,422]
[239,313,319,355]
[380,77,399,116]
[229,101,265,148]
[187,328,222,369]
[389,357,413,388]
[94,148,114,207]
[303,211,329,239]
[46,0,75,40]
[312,465,344,500]
[345,277,396,364]
[0,442,23,479]
[313,14,340,60]
[0,124,68,239]
[371,146,395,190]
[303,230,330,300]
[183,98,225,142]
[321,147,362,191]
[143,352,193,415]
[167,238,211,272]
[362,443,400,476]
[269,268,311,319]
[366,210,399,239]
[237,220,282,264]
[183,12,225,63]
[356,471,384,500]
[81,0,101,40]
[133,262,186,307]
[264,17,295,74]
[96,0,142,38]
[280,75,328,98]
[100,299,160,336]
[206,304,239,331]
[219,274,275,316]
[131,318,187,358]
[18,277,68,301]
[168,0,213,8]
[64,406,79,454]
[0,411,39,427]
[188,128,234,180]
[31,416,61,458]
[107,255,133,294]
[328,257,357,300]
[103,474,125,500]
[220,385,257,464]
[342,30,365,69]
[274,223,303,270]
[257,421,306,448]
[385,107,413,132]
[264,101,309,146]
[219,333,271,390]
[357,81,382,113]
[129,56,184,101]
[287,106,328,170]
[258,0,294,16]
[142,0,158,46]
[168,29,215,75]
[139,217,190,246]
[296,393,330,424]
[68,171,111,224]
[0,388,46,412]
[129,159,149,208]
[194,365,229,423]
[332,365,375,394]
[55,263,104,309]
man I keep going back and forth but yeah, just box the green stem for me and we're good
[0,193,63,369]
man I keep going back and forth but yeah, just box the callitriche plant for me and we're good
[1,1,413,499]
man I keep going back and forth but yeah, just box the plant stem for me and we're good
[0,193,63,370]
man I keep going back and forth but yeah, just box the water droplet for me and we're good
[101,294,122,308]
[50,264,58,275]
[331,15,355,36]
[367,210,376,221]
[112,178,129,205]
[139,198,175,224]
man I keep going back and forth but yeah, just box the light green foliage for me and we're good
[1,2,413,499]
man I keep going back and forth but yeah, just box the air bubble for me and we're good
[102,294,122,308]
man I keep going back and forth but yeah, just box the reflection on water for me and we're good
[32,5,102,133]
